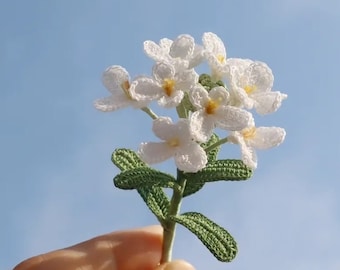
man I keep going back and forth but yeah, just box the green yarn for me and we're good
[199,73,226,91]
[185,159,252,183]
[202,133,221,162]
[111,147,252,263]
[171,212,237,262]
[137,186,170,226]
[114,167,178,190]
[111,148,146,171]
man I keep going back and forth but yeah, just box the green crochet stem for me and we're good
[204,136,229,153]
[160,174,187,263]
[141,107,158,119]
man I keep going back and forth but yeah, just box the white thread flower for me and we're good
[228,59,287,114]
[189,85,254,142]
[93,65,147,112]
[228,122,286,169]
[144,34,204,70]
[202,32,229,81]
[138,117,207,173]
[129,61,198,108]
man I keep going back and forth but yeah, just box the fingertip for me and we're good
[133,224,163,235]
[110,225,163,270]
[157,260,195,270]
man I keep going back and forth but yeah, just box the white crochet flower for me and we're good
[228,122,286,169]
[93,65,147,112]
[189,85,254,142]
[144,34,204,70]
[202,32,229,81]
[138,117,207,173]
[228,59,287,114]
[129,61,198,108]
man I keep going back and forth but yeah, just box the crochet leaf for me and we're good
[171,212,237,262]
[114,167,177,190]
[138,186,170,226]
[185,159,252,183]
[111,148,171,226]
[111,148,146,171]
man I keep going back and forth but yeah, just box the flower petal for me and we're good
[209,86,229,103]
[245,61,274,92]
[129,77,162,102]
[225,58,253,81]
[138,142,174,164]
[215,106,253,131]
[189,84,210,109]
[248,127,286,149]
[202,32,226,57]
[152,62,175,82]
[230,86,254,109]
[169,34,195,59]
[144,40,169,62]
[175,69,198,90]
[159,38,173,51]
[102,66,130,94]
[176,118,193,143]
[158,90,184,108]
[253,91,288,115]
[240,142,257,169]
[175,142,207,172]
[93,94,131,112]
[188,45,205,68]
[152,117,175,140]
[229,132,257,169]
[190,111,215,142]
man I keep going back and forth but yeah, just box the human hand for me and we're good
[13,225,194,270]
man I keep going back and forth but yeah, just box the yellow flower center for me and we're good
[244,85,257,95]
[167,137,180,147]
[205,98,221,115]
[162,78,176,97]
[217,54,226,64]
[121,80,132,98]
[242,127,257,140]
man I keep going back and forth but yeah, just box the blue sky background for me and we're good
[1,0,340,269]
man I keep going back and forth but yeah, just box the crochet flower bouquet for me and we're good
[94,32,287,264]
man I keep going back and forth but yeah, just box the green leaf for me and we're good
[199,74,226,91]
[182,158,251,197]
[138,186,170,226]
[215,79,225,87]
[185,159,252,183]
[114,167,178,190]
[201,133,220,162]
[111,148,146,171]
[180,171,205,198]
[181,92,196,113]
[171,212,237,262]
[111,148,171,225]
